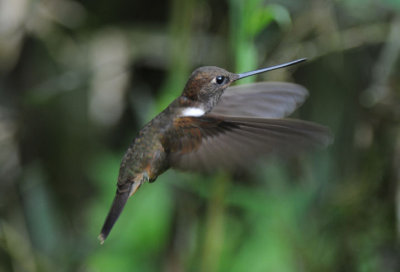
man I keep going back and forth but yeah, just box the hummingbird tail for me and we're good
[98,181,142,244]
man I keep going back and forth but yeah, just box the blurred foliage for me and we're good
[1,0,400,271]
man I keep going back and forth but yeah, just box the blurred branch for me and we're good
[156,0,196,111]
[269,18,389,68]
[361,16,400,106]
[200,174,229,272]
[1,212,37,272]
[126,27,225,70]
[396,136,400,240]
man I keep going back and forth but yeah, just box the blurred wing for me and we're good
[211,82,308,118]
[163,115,332,173]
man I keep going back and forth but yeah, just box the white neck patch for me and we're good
[180,107,205,117]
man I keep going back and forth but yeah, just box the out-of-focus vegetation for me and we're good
[1,0,400,271]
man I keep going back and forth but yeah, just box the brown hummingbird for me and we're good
[98,58,331,243]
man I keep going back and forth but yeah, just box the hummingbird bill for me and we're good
[99,58,332,243]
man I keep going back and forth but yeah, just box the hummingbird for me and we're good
[98,58,331,243]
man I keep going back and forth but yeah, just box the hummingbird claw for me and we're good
[128,172,148,197]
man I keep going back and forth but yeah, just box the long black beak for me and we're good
[236,58,307,80]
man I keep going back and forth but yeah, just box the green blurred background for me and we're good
[1,0,400,271]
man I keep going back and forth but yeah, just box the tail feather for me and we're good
[99,174,147,244]
[98,189,130,244]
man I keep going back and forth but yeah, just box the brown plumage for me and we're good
[98,59,332,243]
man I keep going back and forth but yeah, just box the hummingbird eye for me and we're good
[215,76,225,85]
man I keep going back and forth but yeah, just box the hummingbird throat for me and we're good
[180,107,206,117]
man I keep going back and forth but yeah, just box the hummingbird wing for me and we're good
[164,115,332,173]
[211,82,308,118]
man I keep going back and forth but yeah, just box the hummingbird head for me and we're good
[181,66,238,111]
[180,58,307,112]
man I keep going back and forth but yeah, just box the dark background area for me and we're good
[1,0,400,271]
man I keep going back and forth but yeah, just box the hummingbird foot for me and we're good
[128,172,149,196]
